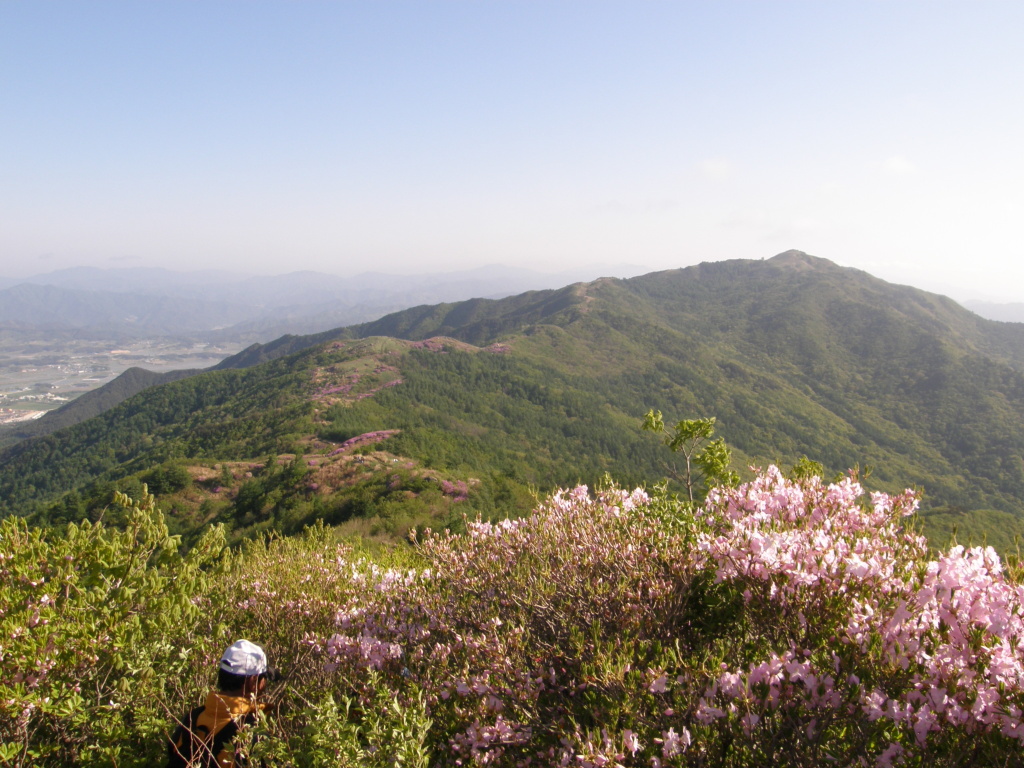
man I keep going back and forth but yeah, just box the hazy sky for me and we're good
[2,2,1022,300]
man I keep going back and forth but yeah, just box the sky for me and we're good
[2,1,1023,301]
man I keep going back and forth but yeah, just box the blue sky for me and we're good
[2,2,1023,300]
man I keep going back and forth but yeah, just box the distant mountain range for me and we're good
[961,300,1024,324]
[3,251,1024,552]
[0,283,254,335]
[0,263,647,342]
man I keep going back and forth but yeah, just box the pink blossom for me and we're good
[648,674,668,694]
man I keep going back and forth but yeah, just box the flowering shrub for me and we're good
[304,470,1024,766]
[439,479,469,501]
[5,469,1024,766]
[307,482,685,765]
[693,468,1024,764]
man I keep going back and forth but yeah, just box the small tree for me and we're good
[787,455,826,482]
[642,411,739,503]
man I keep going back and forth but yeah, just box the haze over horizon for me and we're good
[2,2,1022,302]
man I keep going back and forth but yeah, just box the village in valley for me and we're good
[0,335,243,423]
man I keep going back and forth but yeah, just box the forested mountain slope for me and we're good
[351,250,1024,512]
[2,251,1023,547]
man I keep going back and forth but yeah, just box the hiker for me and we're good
[167,639,272,768]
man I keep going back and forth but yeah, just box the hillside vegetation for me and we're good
[5,470,1024,766]
[2,251,1024,553]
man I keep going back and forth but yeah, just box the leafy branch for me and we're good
[641,411,738,503]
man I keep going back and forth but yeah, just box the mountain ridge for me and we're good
[0,263,646,343]
[4,251,1024,546]
[14,251,1024,447]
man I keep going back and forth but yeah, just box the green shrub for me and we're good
[0,491,225,767]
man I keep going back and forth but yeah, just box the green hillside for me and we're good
[2,251,1024,550]
[352,251,1024,512]
[0,336,668,541]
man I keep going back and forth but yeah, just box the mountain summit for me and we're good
[769,248,830,267]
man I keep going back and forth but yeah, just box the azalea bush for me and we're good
[5,469,1024,766]
[207,530,434,767]
[302,469,1024,766]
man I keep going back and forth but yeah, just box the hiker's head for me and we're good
[218,639,270,697]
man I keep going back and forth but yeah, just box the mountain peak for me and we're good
[768,249,832,270]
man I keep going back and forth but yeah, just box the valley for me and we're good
[0,335,244,417]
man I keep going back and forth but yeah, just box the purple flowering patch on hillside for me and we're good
[439,479,469,502]
[313,373,363,400]
[327,429,401,456]
[316,384,352,397]
[412,339,447,352]
[353,379,404,401]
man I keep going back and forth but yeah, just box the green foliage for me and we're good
[371,348,662,489]
[787,455,827,482]
[916,506,1024,557]
[0,490,225,766]
[0,359,313,518]
[248,680,432,768]
[141,462,192,496]
[0,491,439,766]
[642,411,739,503]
